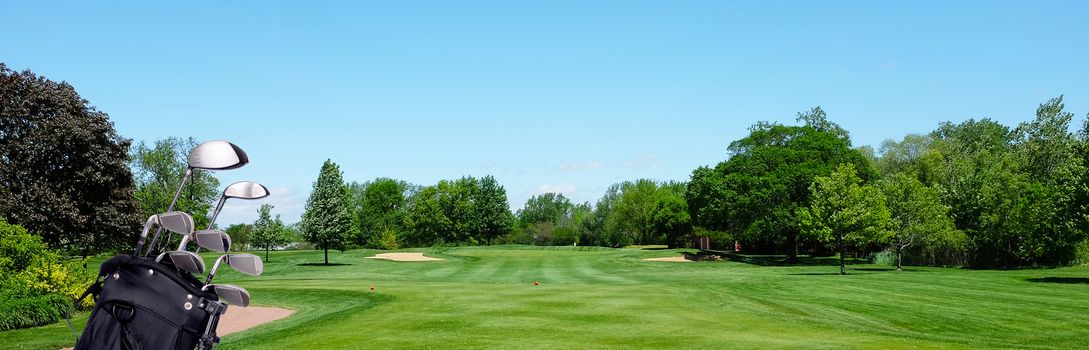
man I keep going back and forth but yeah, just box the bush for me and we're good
[0,218,92,330]
[0,292,71,331]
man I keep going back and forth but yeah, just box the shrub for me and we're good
[0,218,93,330]
[0,292,71,331]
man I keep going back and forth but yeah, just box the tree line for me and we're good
[4,64,1089,270]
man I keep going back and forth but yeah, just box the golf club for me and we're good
[204,253,263,285]
[154,250,206,274]
[202,284,251,307]
[134,212,195,256]
[146,140,249,257]
[177,181,269,251]
[192,229,232,253]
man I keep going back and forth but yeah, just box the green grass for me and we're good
[3,246,1089,349]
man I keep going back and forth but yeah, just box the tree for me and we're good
[0,64,141,255]
[608,179,662,245]
[879,174,960,270]
[517,193,572,228]
[799,164,891,275]
[653,194,692,248]
[224,223,253,251]
[301,160,353,264]
[474,176,515,245]
[131,137,221,229]
[353,178,411,247]
[688,113,875,261]
[251,204,289,261]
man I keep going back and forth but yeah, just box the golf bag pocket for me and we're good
[75,255,217,350]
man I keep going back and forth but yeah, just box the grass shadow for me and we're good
[1026,277,1089,284]
[705,250,867,267]
[296,263,353,267]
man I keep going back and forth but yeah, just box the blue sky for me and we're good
[3,1,1087,226]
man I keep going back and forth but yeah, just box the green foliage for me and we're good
[225,223,253,251]
[879,174,964,268]
[0,293,71,331]
[687,110,875,259]
[0,64,141,255]
[799,164,891,274]
[252,204,291,261]
[404,176,514,247]
[377,228,400,250]
[301,160,354,264]
[351,178,412,247]
[517,193,573,228]
[0,219,90,330]
[131,137,221,228]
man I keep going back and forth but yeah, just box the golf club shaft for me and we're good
[145,168,191,256]
[204,255,226,284]
[133,216,158,255]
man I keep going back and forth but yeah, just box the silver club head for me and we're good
[194,230,232,252]
[157,211,195,236]
[222,181,270,200]
[188,140,249,171]
[226,253,263,276]
[160,250,205,274]
[206,284,251,307]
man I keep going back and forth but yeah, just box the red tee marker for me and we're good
[533,281,539,286]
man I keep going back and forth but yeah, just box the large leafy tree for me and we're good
[607,179,663,246]
[517,193,573,228]
[687,108,875,260]
[353,178,412,247]
[799,164,891,275]
[652,193,692,248]
[474,175,515,245]
[879,174,961,270]
[301,160,353,264]
[0,64,141,255]
[131,137,221,229]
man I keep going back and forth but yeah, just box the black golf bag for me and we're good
[73,254,228,350]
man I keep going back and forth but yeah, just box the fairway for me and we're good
[5,246,1089,349]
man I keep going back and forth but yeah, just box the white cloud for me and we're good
[554,160,605,171]
[621,154,661,169]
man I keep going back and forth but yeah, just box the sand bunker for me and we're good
[366,252,443,261]
[61,306,293,349]
[217,306,294,336]
[642,256,692,262]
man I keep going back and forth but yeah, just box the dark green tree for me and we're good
[474,176,515,245]
[687,111,875,261]
[353,178,411,247]
[0,64,141,255]
[301,160,353,264]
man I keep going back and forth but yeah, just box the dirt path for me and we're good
[61,306,293,349]
[366,252,443,261]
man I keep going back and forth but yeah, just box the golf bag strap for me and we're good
[66,279,105,341]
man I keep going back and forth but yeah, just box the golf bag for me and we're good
[73,254,227,350]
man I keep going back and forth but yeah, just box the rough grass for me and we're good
[3,246,1089,349]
